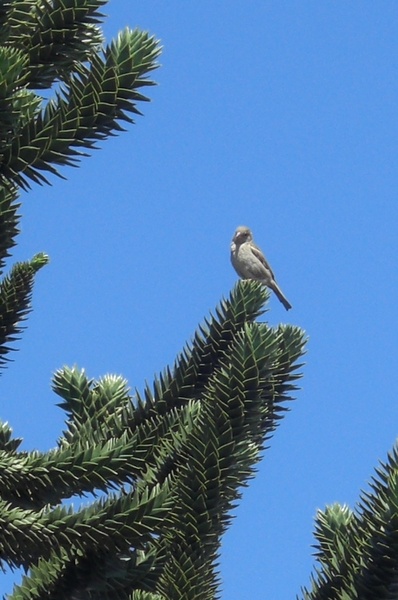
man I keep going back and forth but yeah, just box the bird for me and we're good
[230,225,292,310]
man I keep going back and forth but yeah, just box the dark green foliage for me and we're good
[0,186,20,274]
[154,308,305,599]
[0,421,23,452]
[0,1,160,190]
[0,251,48,370]
[0,3,172,597]
[300,446,398,600]
[0,0,160,374]
[2,1,106,86]
[2,281,305,599]
[0,0,160,367]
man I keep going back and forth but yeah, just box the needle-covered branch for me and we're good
[0,252,48,371]
[3,282,306,599]
[0,27,161,189]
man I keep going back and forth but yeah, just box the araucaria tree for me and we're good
[5,3,396,600]
[0,2,306,598]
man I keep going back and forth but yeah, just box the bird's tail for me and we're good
[271,282,292,311]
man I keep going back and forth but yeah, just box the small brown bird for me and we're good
[230,225,292,310]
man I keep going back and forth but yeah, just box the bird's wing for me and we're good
[250,243,276,279]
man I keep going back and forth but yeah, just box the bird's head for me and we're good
[232,225,253,244]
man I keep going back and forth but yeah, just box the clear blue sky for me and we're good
[3,2,398,598]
